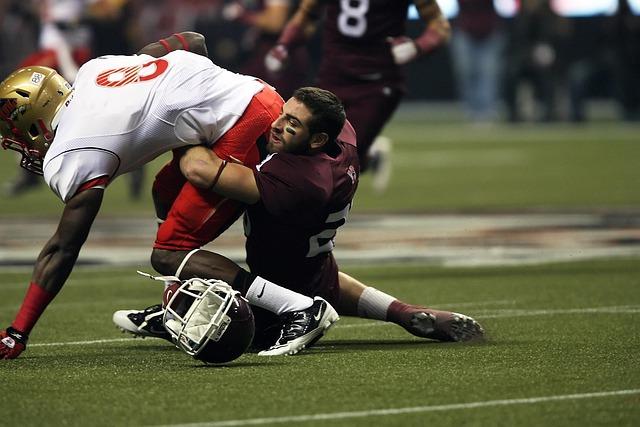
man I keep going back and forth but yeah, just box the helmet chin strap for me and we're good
[174,248,202,279]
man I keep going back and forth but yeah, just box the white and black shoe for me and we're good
[368,135,392,194]
[112,304,172,341]
[258,297,339,356]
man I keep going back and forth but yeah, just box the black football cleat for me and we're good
[112,304,172,342]
[258,297,339,356]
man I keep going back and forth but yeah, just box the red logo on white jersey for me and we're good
[96,59,168,87]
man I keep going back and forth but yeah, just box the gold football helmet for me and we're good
[0,66,73,175]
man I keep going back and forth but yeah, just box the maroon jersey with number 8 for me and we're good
[319,0,412,82]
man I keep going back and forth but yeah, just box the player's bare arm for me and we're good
[288,0,321,30]
[0,187,104,359]
[137,31,208,58]
[180,146,260,205]
[264,0,320,72]
[31,188,104,293]
[415,0,451,42]
[225,2,290,34]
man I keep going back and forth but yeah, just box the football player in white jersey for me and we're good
[0,32,338,359]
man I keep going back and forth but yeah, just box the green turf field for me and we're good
[0,259,639,426]
[1,121,639,216]
[1,116,639,425]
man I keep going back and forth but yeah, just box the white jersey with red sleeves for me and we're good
[43,49,264,202]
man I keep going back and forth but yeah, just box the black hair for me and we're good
[292,87,346,143]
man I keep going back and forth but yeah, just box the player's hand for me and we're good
[387,36,419,65]
[0,327,28,360]
[265,44,289,73]
[222,1,246,21]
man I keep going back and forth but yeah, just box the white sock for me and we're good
[357,287,396,321]
[245,276,313,315]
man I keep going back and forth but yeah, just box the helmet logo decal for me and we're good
[31,72,45,86]
[96,59,169,88]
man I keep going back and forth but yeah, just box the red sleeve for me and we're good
[72,175,109,198]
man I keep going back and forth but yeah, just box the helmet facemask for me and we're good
[0,66,73,175]
[163,278,253,362]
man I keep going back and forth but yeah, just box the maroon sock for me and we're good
[12,283,56,334]
[386,300,412,325]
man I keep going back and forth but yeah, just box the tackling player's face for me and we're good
[268,98,313,154]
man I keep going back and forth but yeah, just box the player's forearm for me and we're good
[138,32,208,57]
[248,4,289,34]
[33,189,103,294]
[31,240,78,292]
[277,0,319,46]
[180,146,260,205]
[9,236,83,336]
[11,189,103,335]
[414,0,451,49]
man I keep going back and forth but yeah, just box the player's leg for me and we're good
[152,150,187,223]
[326,81,401,194]
[331,82,402,173]
[39,23,79,81]
[337,271,484,342]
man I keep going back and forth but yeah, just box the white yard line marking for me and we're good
[31,338,142,347]
[28,304,639,347]
[151,389,640,427]
[477,305,640,318]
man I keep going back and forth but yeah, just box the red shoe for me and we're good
[390,303,484,342]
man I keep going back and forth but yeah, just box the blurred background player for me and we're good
[450,0,505,123]
[221,0,310,99]
[265,0,450,193]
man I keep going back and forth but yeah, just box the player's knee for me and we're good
[151,248,183,276]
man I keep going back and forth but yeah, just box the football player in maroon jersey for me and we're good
[173,86,485,354]
[115,86,483,357]
[265,0,451,192]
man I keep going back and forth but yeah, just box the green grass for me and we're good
[1,259,639,426]
[1,121,639,216]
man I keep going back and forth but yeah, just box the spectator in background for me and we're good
[612,0,640,121]
[0,1,39,77]
[450,0,505,123]
[221,0,310,99]
[503,0,566,123]
[563,11,617,122]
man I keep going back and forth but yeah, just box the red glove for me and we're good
[265,44,289,73]
[0,327,28,360]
